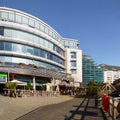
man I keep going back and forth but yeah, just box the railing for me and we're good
[4,89,60,97]
[108,97,120,120]
[101,96,120,120]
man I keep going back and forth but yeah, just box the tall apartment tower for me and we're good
[82,55,104,85]
[64,38,82,87]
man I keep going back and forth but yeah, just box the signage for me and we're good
[0,73,7,83]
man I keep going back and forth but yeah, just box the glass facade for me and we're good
[82,55,104,85]
[0,41,64,65]
[2,27,64,56]
[0,10,63,44]
[0,8,68,71]
[0,7,80,73]
[0,9,79,48]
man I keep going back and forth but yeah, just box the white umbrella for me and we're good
[11,79,26,85]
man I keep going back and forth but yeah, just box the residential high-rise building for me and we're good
[82,55,104,85]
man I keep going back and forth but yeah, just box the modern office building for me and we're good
[0,7,82,90]
[82,55,104,85]
[100,64,120,83]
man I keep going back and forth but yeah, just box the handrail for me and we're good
[102,96,120,120]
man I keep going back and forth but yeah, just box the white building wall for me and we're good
[65,48,82,87]
[104,70,120,83]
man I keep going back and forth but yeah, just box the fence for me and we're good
[102,96,120,120]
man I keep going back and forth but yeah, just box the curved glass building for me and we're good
[0,7,82,90]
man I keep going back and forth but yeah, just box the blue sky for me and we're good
[0,0,120,66]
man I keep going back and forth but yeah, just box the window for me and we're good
[34,48,39,56]
[71,52,76,58]
[39,37,44,45]
[22,45,26,53]
[46,52,50,59]
[0,27,4,35]
[40,24,44,32]
[40,49,45,58]
[26,46,33,55]
[45,27,48,34]
[0,42,4,50]
[13,44,22,53]
[44,40,49,48]
[69,41,75,48]
[5,42,12,51]
[49,30,52,36]
[35,21,39,29]
[71,61,76,67]
[4,28,11,37]
[49,42,53,50]
[29,19,34,27]
[1,12,8,20]
[8,13,14,22]
[15,14,22,23]
[22,17,28,25]
[64,41,69,48]
[71,69,77,74]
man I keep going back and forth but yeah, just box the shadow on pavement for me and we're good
[64,95,107,120]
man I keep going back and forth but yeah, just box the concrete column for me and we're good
[33,77,36,91]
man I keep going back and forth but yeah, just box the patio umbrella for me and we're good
[59,81,72,87]
[11,79,26,85]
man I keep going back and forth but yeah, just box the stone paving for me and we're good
[16,96,107,120]
[0,95,73,120]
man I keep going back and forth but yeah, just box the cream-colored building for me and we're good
[64,39,82,87]
[100,64,120,83]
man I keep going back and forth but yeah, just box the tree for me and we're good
[86,80,102,96]
[27,81,32,90]
[5,82,16,90]
[5,82,17,97]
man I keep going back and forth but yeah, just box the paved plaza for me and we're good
[0,95,73,120]
[16,96,106,120]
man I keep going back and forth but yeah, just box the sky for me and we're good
[0,0,120,66]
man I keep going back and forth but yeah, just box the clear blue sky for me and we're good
[0,0,120,66]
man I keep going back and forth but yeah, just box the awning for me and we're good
[59,81,73,87]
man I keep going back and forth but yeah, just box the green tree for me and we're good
[86,80,101,96]
[5,82,17,97]
[5,82,16,90]
[27,81,32,90]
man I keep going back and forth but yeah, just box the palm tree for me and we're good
[86,80,101,96]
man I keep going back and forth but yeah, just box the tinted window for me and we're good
[0,42,4,50]
[5,42,12,51]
